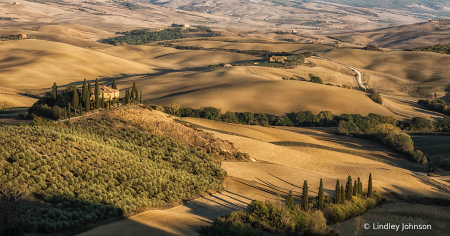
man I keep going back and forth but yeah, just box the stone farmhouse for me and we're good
[270,56,287,63]
[90,86,119,100]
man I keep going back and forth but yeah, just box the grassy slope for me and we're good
[96,45,260,70]
[330,22,450,49]
[133,66,393,117]
[183,117,450,198]
[320,48,450,99]
[170,41,334,53]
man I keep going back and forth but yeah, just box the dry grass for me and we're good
[96,45,259,69]
[0,40,155,90]
[320,48,450,99]
[185,117,450,198]
[0,88,38,110]
[132,66,392,116]
[331,21,450,49]
[170,41,334,53]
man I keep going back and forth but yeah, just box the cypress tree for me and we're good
[80,106,83,116]
[334,179,340,204]
[301,180,308,211]
[95,78,100,109]
[340,184,345,204]
[368,173,373,198]
[52,82,57,101]
[132,81,137,102]
[140,90,142,103]
[112,78,117,89]
[101,93,105,109]
[357,177,361,195]
[84,92,90,113]
[63,107,66,120]
[353,180,357,196]
[346,176,353,201]
[318,178,324,210]
[285,190,294,210]
[125,89,130,104]
[88,81,92,99]
[359,182,363,196]
[73,85,79,110]
[82,78,87,104]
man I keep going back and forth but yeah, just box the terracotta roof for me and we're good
[99,86,119,93]
[271,56,287,59]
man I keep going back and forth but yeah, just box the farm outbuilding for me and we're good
[270,56,287,63]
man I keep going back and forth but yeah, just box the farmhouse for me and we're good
[90,86,119,100]
[18,33,26,39]
[270,56,287,63]
[223,63,232,67]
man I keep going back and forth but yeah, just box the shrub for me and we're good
[369,89,383,104]
[406,117,434,131]
[222,111,238,123]
[235,112,254,124]
[309,73,323,84]
[307,210,328,235]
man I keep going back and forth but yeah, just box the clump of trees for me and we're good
[309,73,323,84]
[418,99,450,116]
[199,174,382,236]
[369,89,383,104]
[104,28,184,45]
[405,43,450,55]
[363,44,382,51]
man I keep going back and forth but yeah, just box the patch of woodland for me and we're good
[405,43,450,55]
[104,26,222,46]
[418,99,450,117]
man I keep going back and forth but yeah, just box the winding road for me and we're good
[312,55,366,89]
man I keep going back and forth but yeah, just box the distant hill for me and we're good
[320,0,450,15]
[330,21,450,49]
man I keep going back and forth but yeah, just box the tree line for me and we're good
[199,174,381,236]
[405,43,450,55]
[157,104,445,171]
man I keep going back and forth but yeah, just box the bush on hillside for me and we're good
[309,73,323,84]
[369,89,383,104]
[222,111,238,123]
[418,99,450,116]
[436,116,450,132]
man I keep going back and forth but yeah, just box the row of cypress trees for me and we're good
[334,174,373,204]
[284,174,373,212]
[51,78,145,119]
[123,81,142,105]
